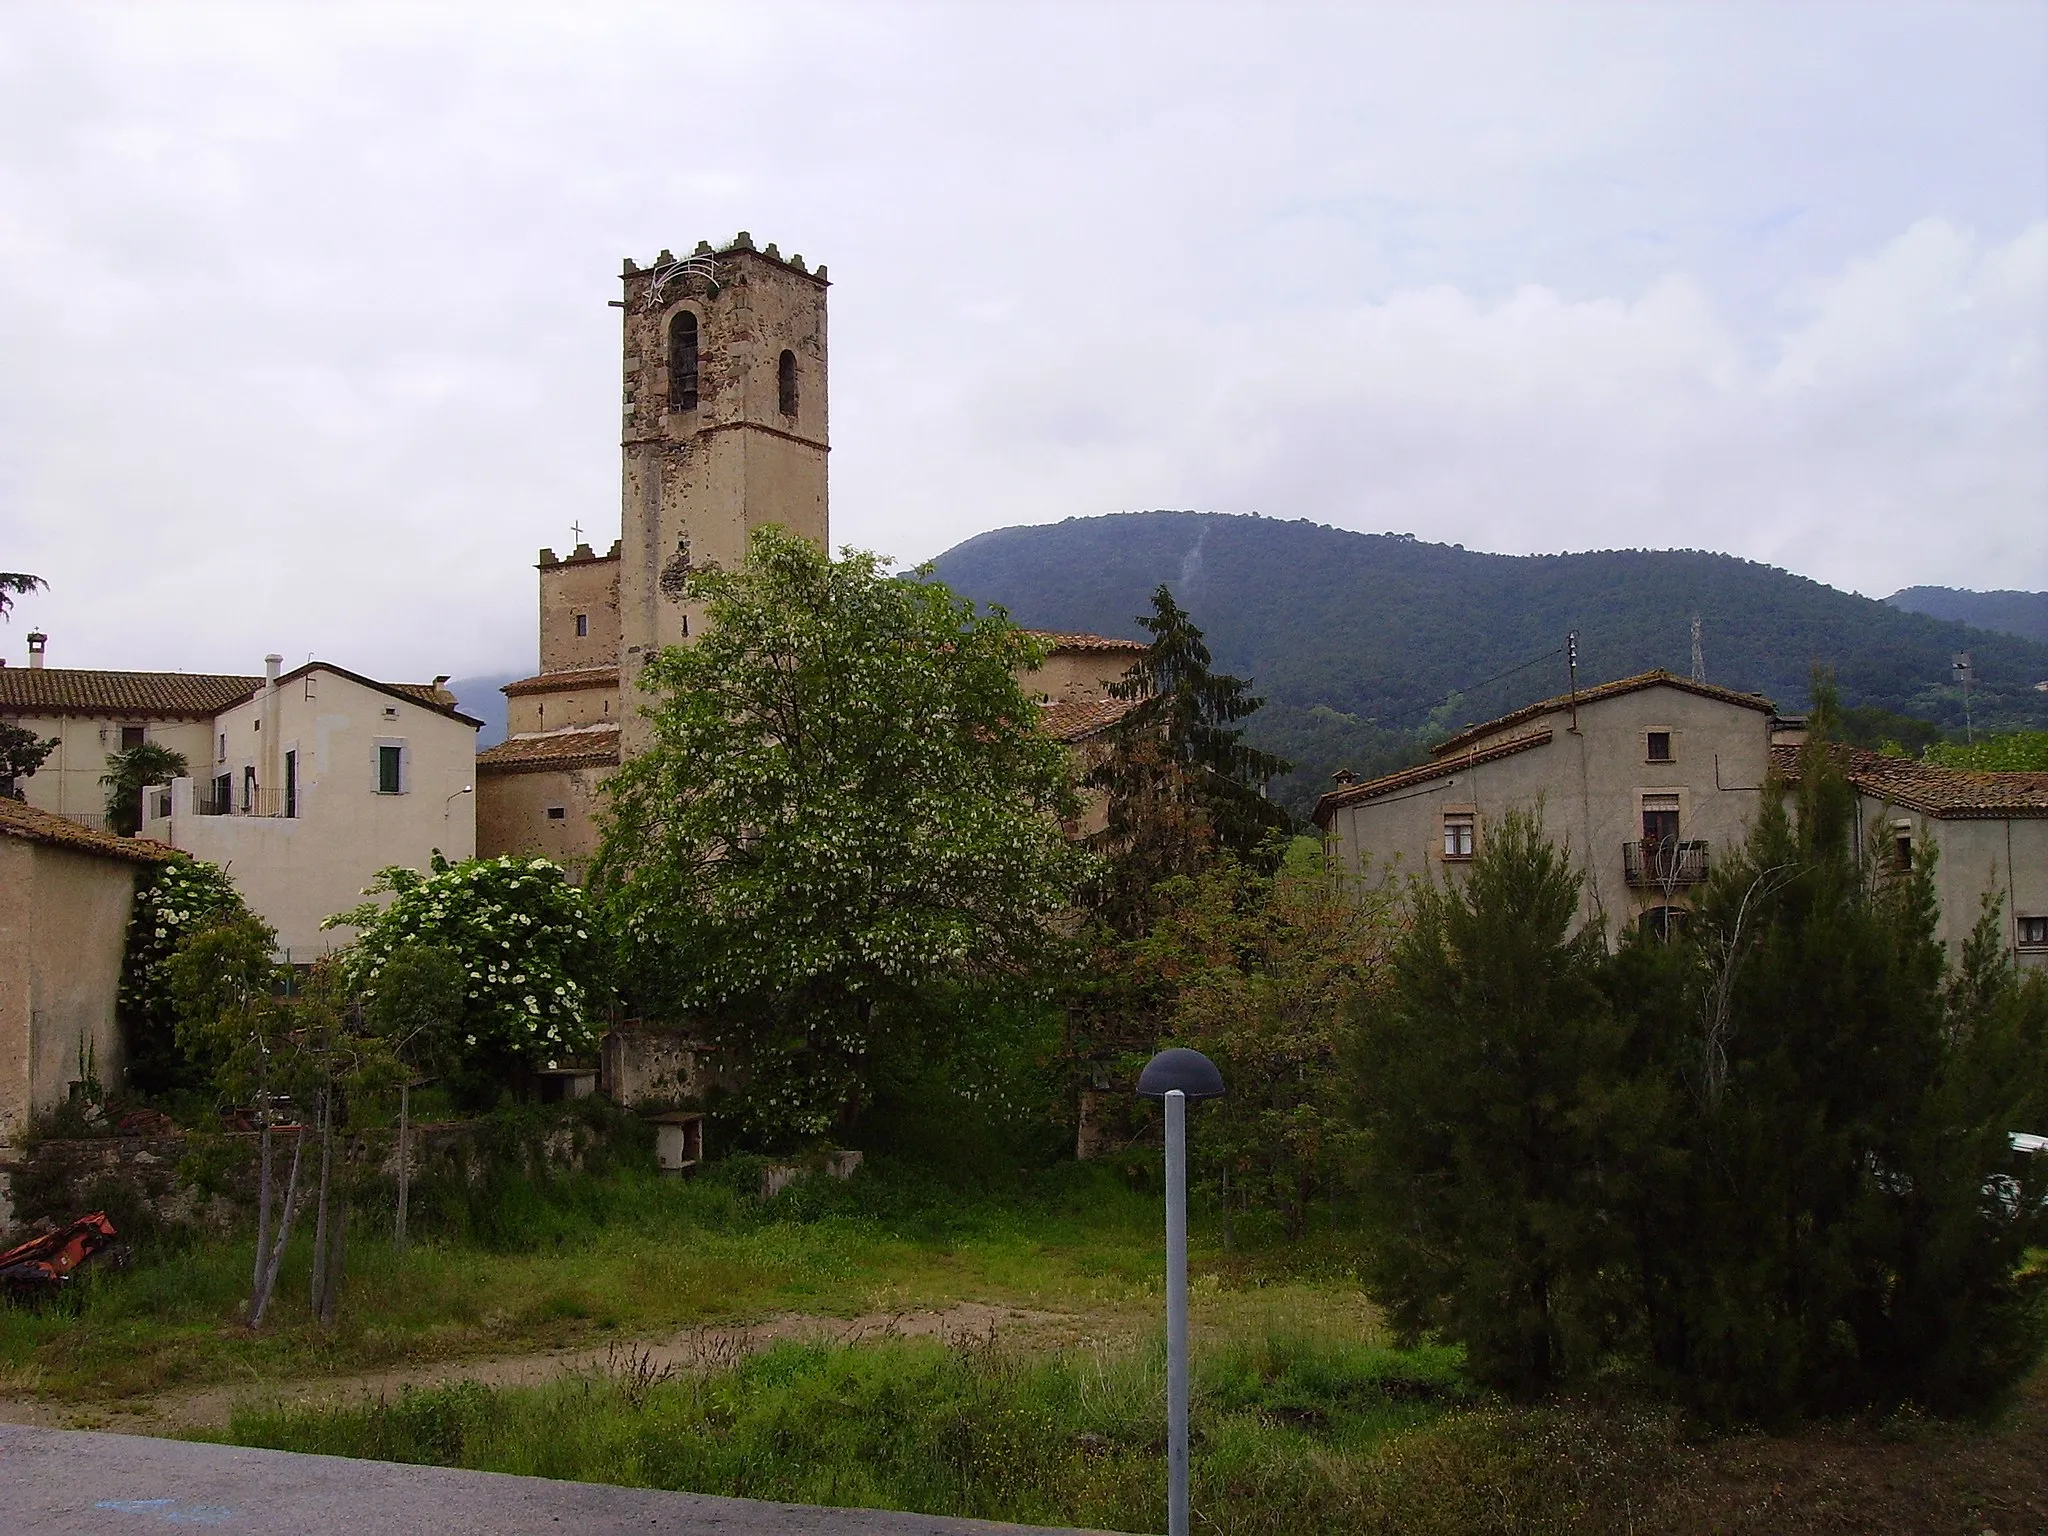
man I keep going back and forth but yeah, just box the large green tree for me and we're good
[1352,690,2048,1421]
[1621,691,2048,1421]
[592,527,1094,1146]
[1086,586,1292,935]
[1124,842,1396,1238]
[1353,810,1653,1399]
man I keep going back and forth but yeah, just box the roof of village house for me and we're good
[0,666,262,718]
[1023,631,1148,655]
[476,724,622,774]
[0,797,181,864]
[1314,729,1556,827]
[503,666,619,697]
[268,662,483,729]
[1427,670,1778,760]
[1769,743,2048,819]
[1039,697,1144,744]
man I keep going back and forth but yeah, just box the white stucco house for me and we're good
[141,657,481,957]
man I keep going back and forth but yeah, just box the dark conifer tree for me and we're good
[1088,587,1292,921]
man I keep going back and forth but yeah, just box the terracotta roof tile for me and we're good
[0,667,261,718]
[503,666,620,697]
[1430,670,1777,759]
[270,662,483,729]
[1770,743,2048,818]
[0,798,181,864]
[477,724,621,774]
[1023,631,1148,655]
[1039,698,1143,744]
[1315,730,1555,827]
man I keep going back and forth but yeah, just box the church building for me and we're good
[475,236,1147,878]
[476,234,830,877]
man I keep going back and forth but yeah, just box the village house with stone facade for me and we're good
[1314,670,2048,969]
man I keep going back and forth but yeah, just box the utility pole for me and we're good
[1953,652,1974,743]
[1690,615,1705,683]
[1567,631,1581,733]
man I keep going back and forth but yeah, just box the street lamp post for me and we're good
[1136,1046,1224,1536]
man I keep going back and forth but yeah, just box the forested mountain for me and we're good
[931,512,2048,820]
[1887,586,2048,646]
[449,672,516,748]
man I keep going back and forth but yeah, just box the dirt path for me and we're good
[0,1300,1085,1436]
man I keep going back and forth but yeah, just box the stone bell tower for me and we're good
[617,234,829,748]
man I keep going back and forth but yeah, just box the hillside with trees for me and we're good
[1888,585,2048,645]
[931,512,2048,817]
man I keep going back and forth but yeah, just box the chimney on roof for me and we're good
[1331,768,1358,786]
[27,631,46,669]
[265,653,282,686]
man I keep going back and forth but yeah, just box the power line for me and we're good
[1391,643,1566,730]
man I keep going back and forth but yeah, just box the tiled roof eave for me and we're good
[476,724,622,774]
[0,800,182,864]
[0,669,263,718]
[503,667,620,697]
[1429,670,1777,760]
[1315,729,1555,826]
[1768,743,2048,818]
[477,752,619,776]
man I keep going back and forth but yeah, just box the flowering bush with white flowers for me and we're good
[120,855,258,1096]
[328,853,607,1078]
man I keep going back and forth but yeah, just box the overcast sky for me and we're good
[2,2,2044,680]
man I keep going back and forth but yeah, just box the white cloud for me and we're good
[923,218,2048,597]
[0,3,2042,675]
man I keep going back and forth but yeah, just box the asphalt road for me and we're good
[1,1425,1128,1535]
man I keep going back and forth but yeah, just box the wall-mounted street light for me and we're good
[1137,1046,1225,1536]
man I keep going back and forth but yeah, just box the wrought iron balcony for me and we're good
[1623,838,1709,888]
[193,785,290,818]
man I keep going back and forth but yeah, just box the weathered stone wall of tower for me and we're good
[538,542,622,673]
[617,237,829,749]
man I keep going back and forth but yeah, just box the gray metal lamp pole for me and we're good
[1137,1047,1225,1536]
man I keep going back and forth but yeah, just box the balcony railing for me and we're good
[1623,839,1709,888]
[193,786,291,818]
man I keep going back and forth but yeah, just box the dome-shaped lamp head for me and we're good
[1136,1047,1225,1101]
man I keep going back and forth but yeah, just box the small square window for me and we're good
[1443,813,1475,860]
[2019,916,2048,949]
[575,613,589,638]
[1646,731,1672,762]
[383,706,399,719]
[546,806,567,821]
[120,725,146,751]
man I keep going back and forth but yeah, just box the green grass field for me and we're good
[6,1158,2045,1533]
[1,1157,1181,1400]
